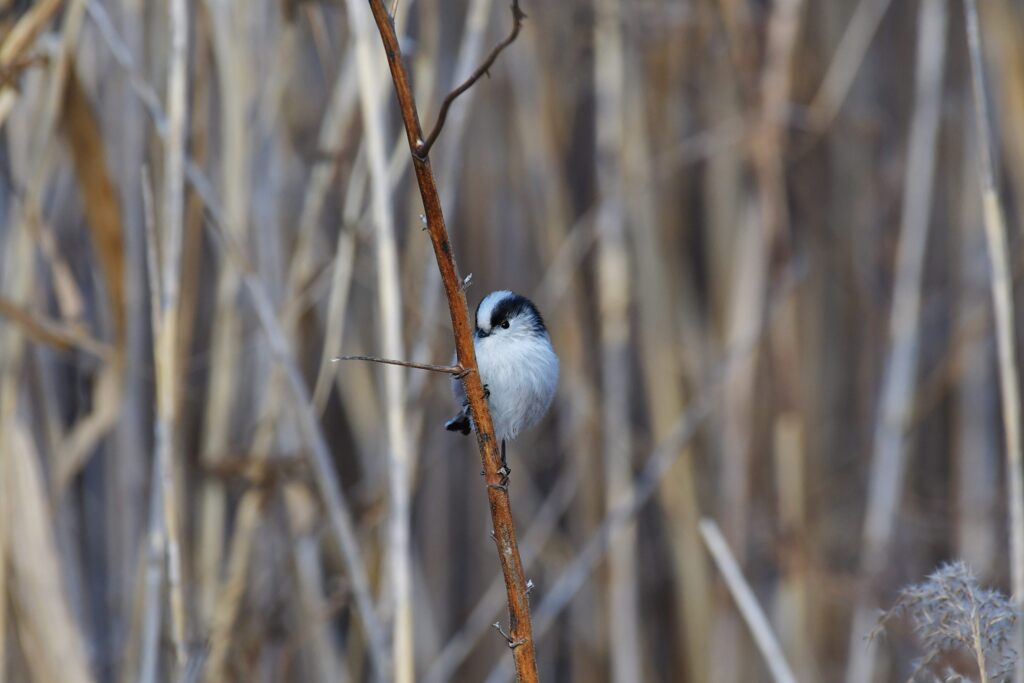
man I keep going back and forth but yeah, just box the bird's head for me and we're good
[473,290,548,341]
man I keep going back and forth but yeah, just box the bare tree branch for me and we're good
[416,0,525,159]
[364,0,540,679]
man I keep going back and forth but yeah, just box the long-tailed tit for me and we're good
[445,291,559,478]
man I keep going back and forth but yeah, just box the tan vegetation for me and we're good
[1,0,1024,681]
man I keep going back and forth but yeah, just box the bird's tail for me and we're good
[444,410,472,435]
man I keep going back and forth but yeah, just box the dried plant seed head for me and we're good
[877,561,1019,681]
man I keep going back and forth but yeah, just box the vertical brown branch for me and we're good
[363,2,540,680]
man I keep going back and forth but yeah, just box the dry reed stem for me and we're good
[363,1,538,680]
[286,53,358,304]
[621,32,713,679]
[0,295,110,357]
[29,1,125,498]
[139,165,165,683]
[152,0,191,667]
[312,230,358,409]
[809,0,892,128]
[192,176,391,677]
[844,2,947,681]
[35,220,87,326]
[0,32,56,678]
[964,2,1024,682]
[593,0,643,678]
[699,519,798,683]
[343,5,415,677]
[315,143,372,413]
[204,491,268,681]
[5,423,94,683]
[0,0,63,126]
[0,234,35,683]
[7,0,1014,679]
[194,0,248,631]
[60,65,126,347]
[756,0,806,676]
[952,133,1000,576]
[0,428,5,680]
[287,533,350,683]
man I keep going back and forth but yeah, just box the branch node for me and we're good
[492,622,527,650]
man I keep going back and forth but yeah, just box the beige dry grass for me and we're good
[2,0,1024,681]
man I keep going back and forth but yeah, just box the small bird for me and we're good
[445,290,559,478]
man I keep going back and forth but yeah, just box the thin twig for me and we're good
[333,355,467,376]
[364,0,540,679]
[963,3,1024,683]
[415,0,525,159]
[699,519,798,683]
[0,295,111,358]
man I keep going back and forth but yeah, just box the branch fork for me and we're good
[414,1,526,159]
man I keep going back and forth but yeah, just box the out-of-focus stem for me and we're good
[963,2,1024,682]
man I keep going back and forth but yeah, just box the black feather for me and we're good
[475,292,547,336]
[445,413,472,435]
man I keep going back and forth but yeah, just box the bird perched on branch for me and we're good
[445,291,559,478]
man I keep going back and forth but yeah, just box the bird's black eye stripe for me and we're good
[488,294,547,334]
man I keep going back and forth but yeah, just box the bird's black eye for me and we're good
[500,320,510,329]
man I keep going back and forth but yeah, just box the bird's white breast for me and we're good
[474,331,559,442]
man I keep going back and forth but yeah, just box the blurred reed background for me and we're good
[2,0,1024,681]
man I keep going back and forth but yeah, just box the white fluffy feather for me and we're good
[448,291,559,442]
